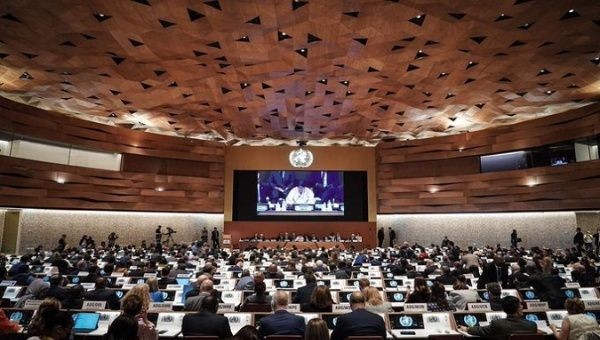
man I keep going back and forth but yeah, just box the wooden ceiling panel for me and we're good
[0,0,598,145]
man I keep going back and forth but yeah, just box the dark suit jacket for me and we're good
[467,316,537,340]
[292,282,316,304]
[477,263,509,289]
[46,286,67,301]
[331,308,386,340]
[182,311,233,338]
[258,310,305,339]
[83,288,120,310]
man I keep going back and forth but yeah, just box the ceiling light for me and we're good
[342,81,349,84]
[156,187,164,192]
[429,187,438,193]
[56,178,66,184]
[98,13,105,17]
[281,32,287,36]
[568,9,575,13]
[416,15,421,19]
[458,147,464,152]
[300,48,306,52]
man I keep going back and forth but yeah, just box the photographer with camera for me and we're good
[165,227,176,247]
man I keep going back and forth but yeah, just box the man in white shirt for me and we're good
[285,182,315,204]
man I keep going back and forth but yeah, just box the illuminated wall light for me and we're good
[527,178,537,187]
[458,147,465,152]
[155,187,164,192]
[429,187,439,193]
[56,177,66,184]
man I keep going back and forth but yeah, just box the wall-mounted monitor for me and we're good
[233,170,367,221]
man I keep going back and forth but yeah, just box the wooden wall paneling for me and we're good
[378,103,600,163]
[0,98,225,163]
[377,160,600,213]
[0,155,223,212]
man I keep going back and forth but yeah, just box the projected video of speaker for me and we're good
[256,170,344,216]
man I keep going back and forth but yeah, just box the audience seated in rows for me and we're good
[3,229,600,339]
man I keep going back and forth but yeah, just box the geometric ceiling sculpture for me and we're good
[0,0,598,145]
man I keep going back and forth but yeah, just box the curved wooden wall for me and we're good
[377,103,600,213]
[378,103,600,163]
[0,155,223,212]
[0,97,224,212]
[0,97,224,163]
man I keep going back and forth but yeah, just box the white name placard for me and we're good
[166,284,183,290]
[217,303,236,313]
[468,303,492,312]
[404,303,428,312]
[82,300,107,310]
[526,302,549,311]
[149,302,173,312]
[584,300,600,309]
[23,299,44,310]
[332,303,351,313]
[285,304,300,313]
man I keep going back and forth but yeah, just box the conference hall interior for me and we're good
[0,0,599,339]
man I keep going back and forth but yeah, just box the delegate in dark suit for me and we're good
[330,309,387,340]
[258,310,306,338]
[83,287,120,310]
[466,316,537,340]
[268,171,294,200]
[182,311,233,337]
[477,258,509,289]
[292,281,316,304]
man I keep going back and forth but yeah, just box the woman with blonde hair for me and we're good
[305,318,329,340]
[550,298,599,340]
[121,284,158,340]
[364,286,393,313]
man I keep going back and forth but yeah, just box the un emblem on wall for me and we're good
[289,148,314,168]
